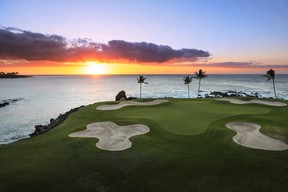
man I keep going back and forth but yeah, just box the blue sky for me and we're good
[1,0,288,74]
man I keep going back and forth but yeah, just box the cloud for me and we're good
[0,26,210,64]
[101,40,210,63]
[0,27,100,62]
[176,61,288,69]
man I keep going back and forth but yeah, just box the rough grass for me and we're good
[0,98,288,192]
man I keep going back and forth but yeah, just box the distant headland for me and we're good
[0,72,32,78]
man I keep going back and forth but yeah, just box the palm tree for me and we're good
[264,69,276,99]
[183,75,193,98]
[195,69,207,97]
[137,75,148,99]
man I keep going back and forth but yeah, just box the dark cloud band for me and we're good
[0,27,210,63]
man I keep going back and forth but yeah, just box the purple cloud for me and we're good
[177,61,288,68]
[0,26,210,64]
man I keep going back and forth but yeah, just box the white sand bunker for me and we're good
[216,98,287,107]
[69,121,149,151]
[226,122,288,151]
[96,99,169,110]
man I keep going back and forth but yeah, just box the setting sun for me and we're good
[85,62,107,75]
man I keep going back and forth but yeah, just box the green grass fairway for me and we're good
[0,98,288,192]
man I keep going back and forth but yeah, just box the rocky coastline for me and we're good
[204,90,261,98]
[29,106,84,137]
[0,98,22,108]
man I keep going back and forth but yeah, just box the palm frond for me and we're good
[266,69,275,79]
[263,74,270,78]
[195,69,207,79]
[183,75,192,84]
[137,75,148,84]
[264,69,275,82]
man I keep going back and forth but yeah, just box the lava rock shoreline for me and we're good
[0,99,22,108]
[205,90,261,98]
[30,106,84,137]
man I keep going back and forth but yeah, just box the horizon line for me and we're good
[24,73,288,76]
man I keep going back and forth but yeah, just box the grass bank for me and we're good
[0,98,287,192]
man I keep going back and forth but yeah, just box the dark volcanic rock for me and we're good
[0,98,22,108]
[30,106,84,137]
[127,97,137,100]
[0,102,9,108]
[115,90,128,101]
[207,91,260,98]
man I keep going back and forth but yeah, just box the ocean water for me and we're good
[1,74,287,144]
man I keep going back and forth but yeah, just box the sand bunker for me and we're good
[69,121,149,151]
[216,98,287,107]
[226,122,288,151]
[96,99,169,110]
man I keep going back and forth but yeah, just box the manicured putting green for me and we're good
[114,99,270,135]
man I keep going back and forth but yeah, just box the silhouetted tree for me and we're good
[264,69,276,99]
[183,75,193,98]
[195,69,207,97]
[137,75,148,99]
[0,72,31,78]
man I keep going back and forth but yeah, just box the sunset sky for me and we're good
[1,0,288,74]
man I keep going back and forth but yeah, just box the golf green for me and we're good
[0,98,287,192]
[114,99,270,135]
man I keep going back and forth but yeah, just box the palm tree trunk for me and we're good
[273,79,276,99]
[198,79,201,97]
[187,84,190,98]
[140,83,142,99]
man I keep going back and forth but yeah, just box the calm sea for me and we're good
[1,74,287,144]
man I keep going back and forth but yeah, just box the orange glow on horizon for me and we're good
[1,60,287,75]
